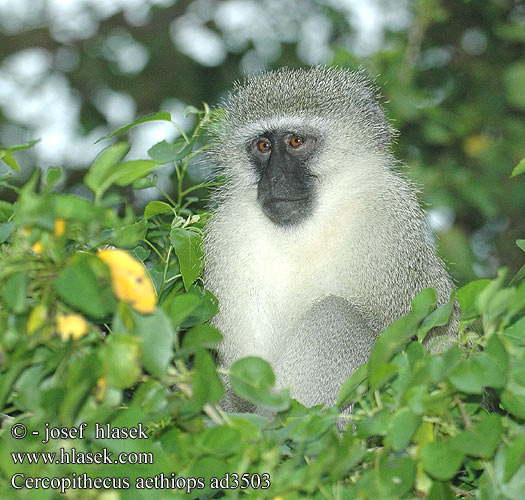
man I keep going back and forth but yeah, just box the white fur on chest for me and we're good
[213,224,324,361]
[204,192,374,365]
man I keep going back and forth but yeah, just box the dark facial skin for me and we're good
[248,129,319,226]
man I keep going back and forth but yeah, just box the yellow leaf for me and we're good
[53,218,66,236]
[31,241,43,254]
[56,313,89,341]
[97,248,157,314]
[95,376,108,402]
[414,421,434,447]
[463,134,490,158]
[415,463,433,495]
[27,304,47,334]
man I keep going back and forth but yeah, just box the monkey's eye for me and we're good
[289,136,304,148]
[256,139,271,152]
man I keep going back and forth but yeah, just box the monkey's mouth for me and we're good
[268,196,309,203]
[261,196,313,226]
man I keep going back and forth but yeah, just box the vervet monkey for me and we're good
[203,67,458,412]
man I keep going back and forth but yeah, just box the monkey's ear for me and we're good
[372,113,394,149]
[374,102,398,148]
[356,67,397,148]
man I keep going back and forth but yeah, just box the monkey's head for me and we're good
[211,66,393,227]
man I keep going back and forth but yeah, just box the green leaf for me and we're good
[412,288,439,317]
[170,228,203,291]
[229,357,290,411]
[113,218,148,247]
[0,139,40,153]
[500,360,525,419]
[188,456,230,496]
[337,363,368,408]
[0,139,40,172]
[427,482,456,500]
[511,158,525,178]
[505,316,525,342]
[381,457,417,498]
[476,268,507,315]
[192,349,224,405]
[451,414,503,458]
[504,62,525,110]
[130,379,167,414]
[113,160,162,186]
[163,286,219,328]
[13,184,56,230]
[130,246,150,262]
[2,272,29,314]
[501,465,525,500]
[514,265,525,285]
[484,288,516,324]
[501,390,525,419]
[477,335,508,389]
[505,279,525,318]
[60,352,102,425]
[0,200,13,222]
[101,334,142,389]
[15,364,45,410]
[181,324,223,353]
[0,360,29,409]
[448,357,485,394]
[418,291,456,341]
[95,111,172,143]
[422,440,465,481]
[370,363,399,390]
[457,279,491,320]
[428,345,463,383]
[0,221,15,244]
[132,177,155,190]
[356,457,416,499]
[127,308,175,379]
[226,416,262,440]
[0,152,19,171]
[147,140,186,163]
[369,288,437,389]
[357,408,390,437]
[184,105,199,117]
[504,434,525,482]
[196,425,240,456]
[144,201,174,219]
[290,413,338,444]
[84,142,130,194]
[54,194,97,222]
[43,167,63,191]
[405,384,430,414]
[54,254,115,318]
[163,289,202,327]
[517,239,525,253]
[388,407,422,450]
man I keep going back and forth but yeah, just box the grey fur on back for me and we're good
[204,66,459,413]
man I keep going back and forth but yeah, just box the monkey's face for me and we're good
[247,128,320,227]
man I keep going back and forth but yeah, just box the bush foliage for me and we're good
[0,110,524,499]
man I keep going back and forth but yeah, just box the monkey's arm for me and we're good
[273,295,376,409]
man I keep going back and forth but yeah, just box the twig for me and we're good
[454,395,472,430]
[451,485,475,498]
